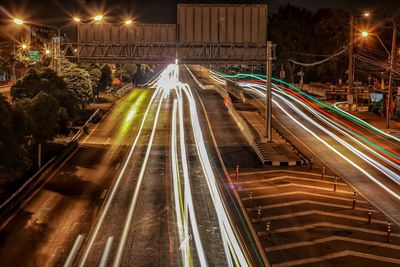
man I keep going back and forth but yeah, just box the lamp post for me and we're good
[360,20,397,128]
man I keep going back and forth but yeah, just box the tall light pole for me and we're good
[348,16,355,112]
[387,20,397,129]
[265,42,276,143]
[361,20,397,128]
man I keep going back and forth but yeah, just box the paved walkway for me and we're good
[234,170,400,267]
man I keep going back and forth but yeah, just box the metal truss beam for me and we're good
[61,42,267,64]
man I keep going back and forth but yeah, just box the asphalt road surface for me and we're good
[0,88,153,267]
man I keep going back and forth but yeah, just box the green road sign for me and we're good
[27,51,40,62]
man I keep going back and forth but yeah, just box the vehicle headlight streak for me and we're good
[246,82,400,171]
[161,64,207,267]
[227,80,400,201]
[180,83,248,267]
[158,64,249,266]
[113,88,167,267]
[211,70,400,144]
[78,86,162,267]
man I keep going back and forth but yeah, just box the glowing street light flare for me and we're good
[363,12,371,18]
[94,14,103,22]
[73,17,81,22]
[13,18,24,25]
[361,31,369,38]
[124,19,132,25]
[45,49,50,55]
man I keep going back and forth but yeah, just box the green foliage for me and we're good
[99,64,113,91]
[10,68,77,117]
[0,96,32,172]
[11,98,32,144]
[80,63,102,96]
[56,107,70,135]
[29,91,60,143]
[115,64,137,84]
[60,60,93,110]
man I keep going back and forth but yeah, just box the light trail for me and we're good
[159,64,250,266]
[180,82,249,267]
[246,82,400,171]
[113,89,166,266]
[206,70,400,201]
[211,71,400,144]
[78,87,162,267]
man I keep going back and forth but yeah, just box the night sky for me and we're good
[0,0,399,26]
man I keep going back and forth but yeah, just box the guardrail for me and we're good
[186,66,268,165]
[72,108,101,141]
[115,83,133,97]
[226,81,246,103]
[0,101,105,225]
[0,141,78,230]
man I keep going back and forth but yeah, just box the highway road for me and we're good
[0,64,269,267]
[207,70,400,226]
[0,88,153,267]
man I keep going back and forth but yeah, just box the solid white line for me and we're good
[63,234,85,267]
[98,236,114,267]
[112,90,165,267]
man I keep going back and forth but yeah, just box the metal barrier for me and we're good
[72,108,101,141]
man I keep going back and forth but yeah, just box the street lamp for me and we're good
[360,22,397,128]
[124,19,132,25]
[94,15,103,22]
[13,18,24,25]
[73,17,81,22]
[363,12,371,18]
[361,31,390,58]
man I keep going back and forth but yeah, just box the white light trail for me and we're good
[113,89,166,266]
[78,87,162,267]
[229,78,400,201]
[245,82,400,172]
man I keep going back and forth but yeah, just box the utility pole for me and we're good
[265,41,275,142]
[387,19,397,129]
[348,16,355,112]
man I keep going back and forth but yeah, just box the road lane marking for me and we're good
[63,234,85,267]
[251,210,388,224]
[247,200,378,212]
[99,236,114,267]
[258,222,400,237]
[265,235,400,252]
[237,183,353,194]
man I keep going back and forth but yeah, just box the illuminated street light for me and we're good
[361,31,369,38]
[45,49,50,55]
[124,19,132,25]
[94,15,103,22]
[21,44,28,50]
[73,17,81,22]
[13,18,24,25]
[363,12,371,18]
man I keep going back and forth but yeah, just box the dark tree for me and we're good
[29,91,60,143]
[99,65,113,91]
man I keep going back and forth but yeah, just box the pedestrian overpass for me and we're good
[60,4,268,64]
